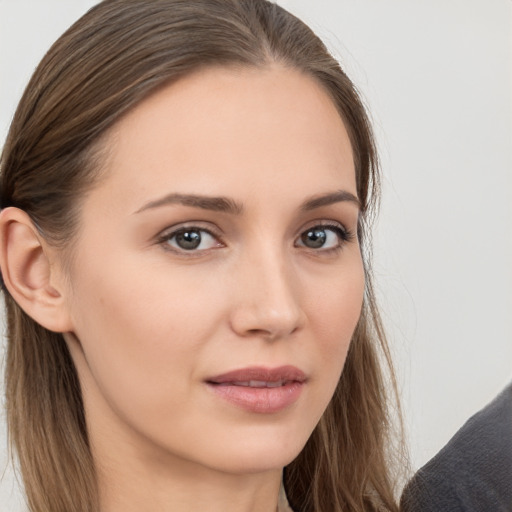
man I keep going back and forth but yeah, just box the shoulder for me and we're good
[401,382,512,512]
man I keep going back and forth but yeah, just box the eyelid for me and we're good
[155,222,225,254]
[298,219,352,237]
[295,220,355,250]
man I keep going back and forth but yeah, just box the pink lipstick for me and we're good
[206,366,306,413]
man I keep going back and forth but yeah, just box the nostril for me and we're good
[246,328,277,339]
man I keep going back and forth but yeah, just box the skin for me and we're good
[4,65,365,512]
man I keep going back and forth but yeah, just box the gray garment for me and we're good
[401,382,512,512]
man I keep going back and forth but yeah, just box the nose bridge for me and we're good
[230,237,304,339]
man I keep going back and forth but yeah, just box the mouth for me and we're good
[215,380,290,388]
[205,366,306,413]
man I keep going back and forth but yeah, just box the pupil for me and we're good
[176,230,201,250]
[302,228,326,248]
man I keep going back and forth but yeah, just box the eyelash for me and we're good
[156,222,355,255]
[295,222,355,253]
[156,225,223,255]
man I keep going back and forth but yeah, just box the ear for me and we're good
[0,207,73,333]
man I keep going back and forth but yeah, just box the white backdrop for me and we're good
[1,1,511,510]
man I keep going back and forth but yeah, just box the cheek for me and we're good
[66,259,232,465]
[309,257,365,347]
[301,253,365,404]
[71,247,221,345]
[67,253,223,413]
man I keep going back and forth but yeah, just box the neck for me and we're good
[96,453,283,512]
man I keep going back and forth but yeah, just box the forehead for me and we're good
[92,65,356,214]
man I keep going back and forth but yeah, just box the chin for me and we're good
[203,448,303,476]
[186,422,313,475]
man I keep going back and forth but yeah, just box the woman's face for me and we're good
[62,65,364,476]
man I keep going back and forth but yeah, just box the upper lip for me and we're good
[206,365,307,384]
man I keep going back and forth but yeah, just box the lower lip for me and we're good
[207,381,304,413]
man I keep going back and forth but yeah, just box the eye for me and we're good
[296,224,351,250]
[160,227,222,252]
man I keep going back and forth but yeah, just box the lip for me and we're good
[205,365,306,414]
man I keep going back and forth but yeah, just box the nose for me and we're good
[229,248,305,341]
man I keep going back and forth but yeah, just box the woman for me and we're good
[0,1,402,511]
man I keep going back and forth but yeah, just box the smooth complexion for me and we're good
[33,66,364,511]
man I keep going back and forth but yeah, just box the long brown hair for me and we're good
[1,1,404,511]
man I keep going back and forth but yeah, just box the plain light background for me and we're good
[1,1,511,509]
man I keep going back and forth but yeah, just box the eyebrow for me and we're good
[134,193,243,215]
[300,190,360,211]
[134,189,360,215]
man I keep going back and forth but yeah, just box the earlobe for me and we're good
[0,207,73,333]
